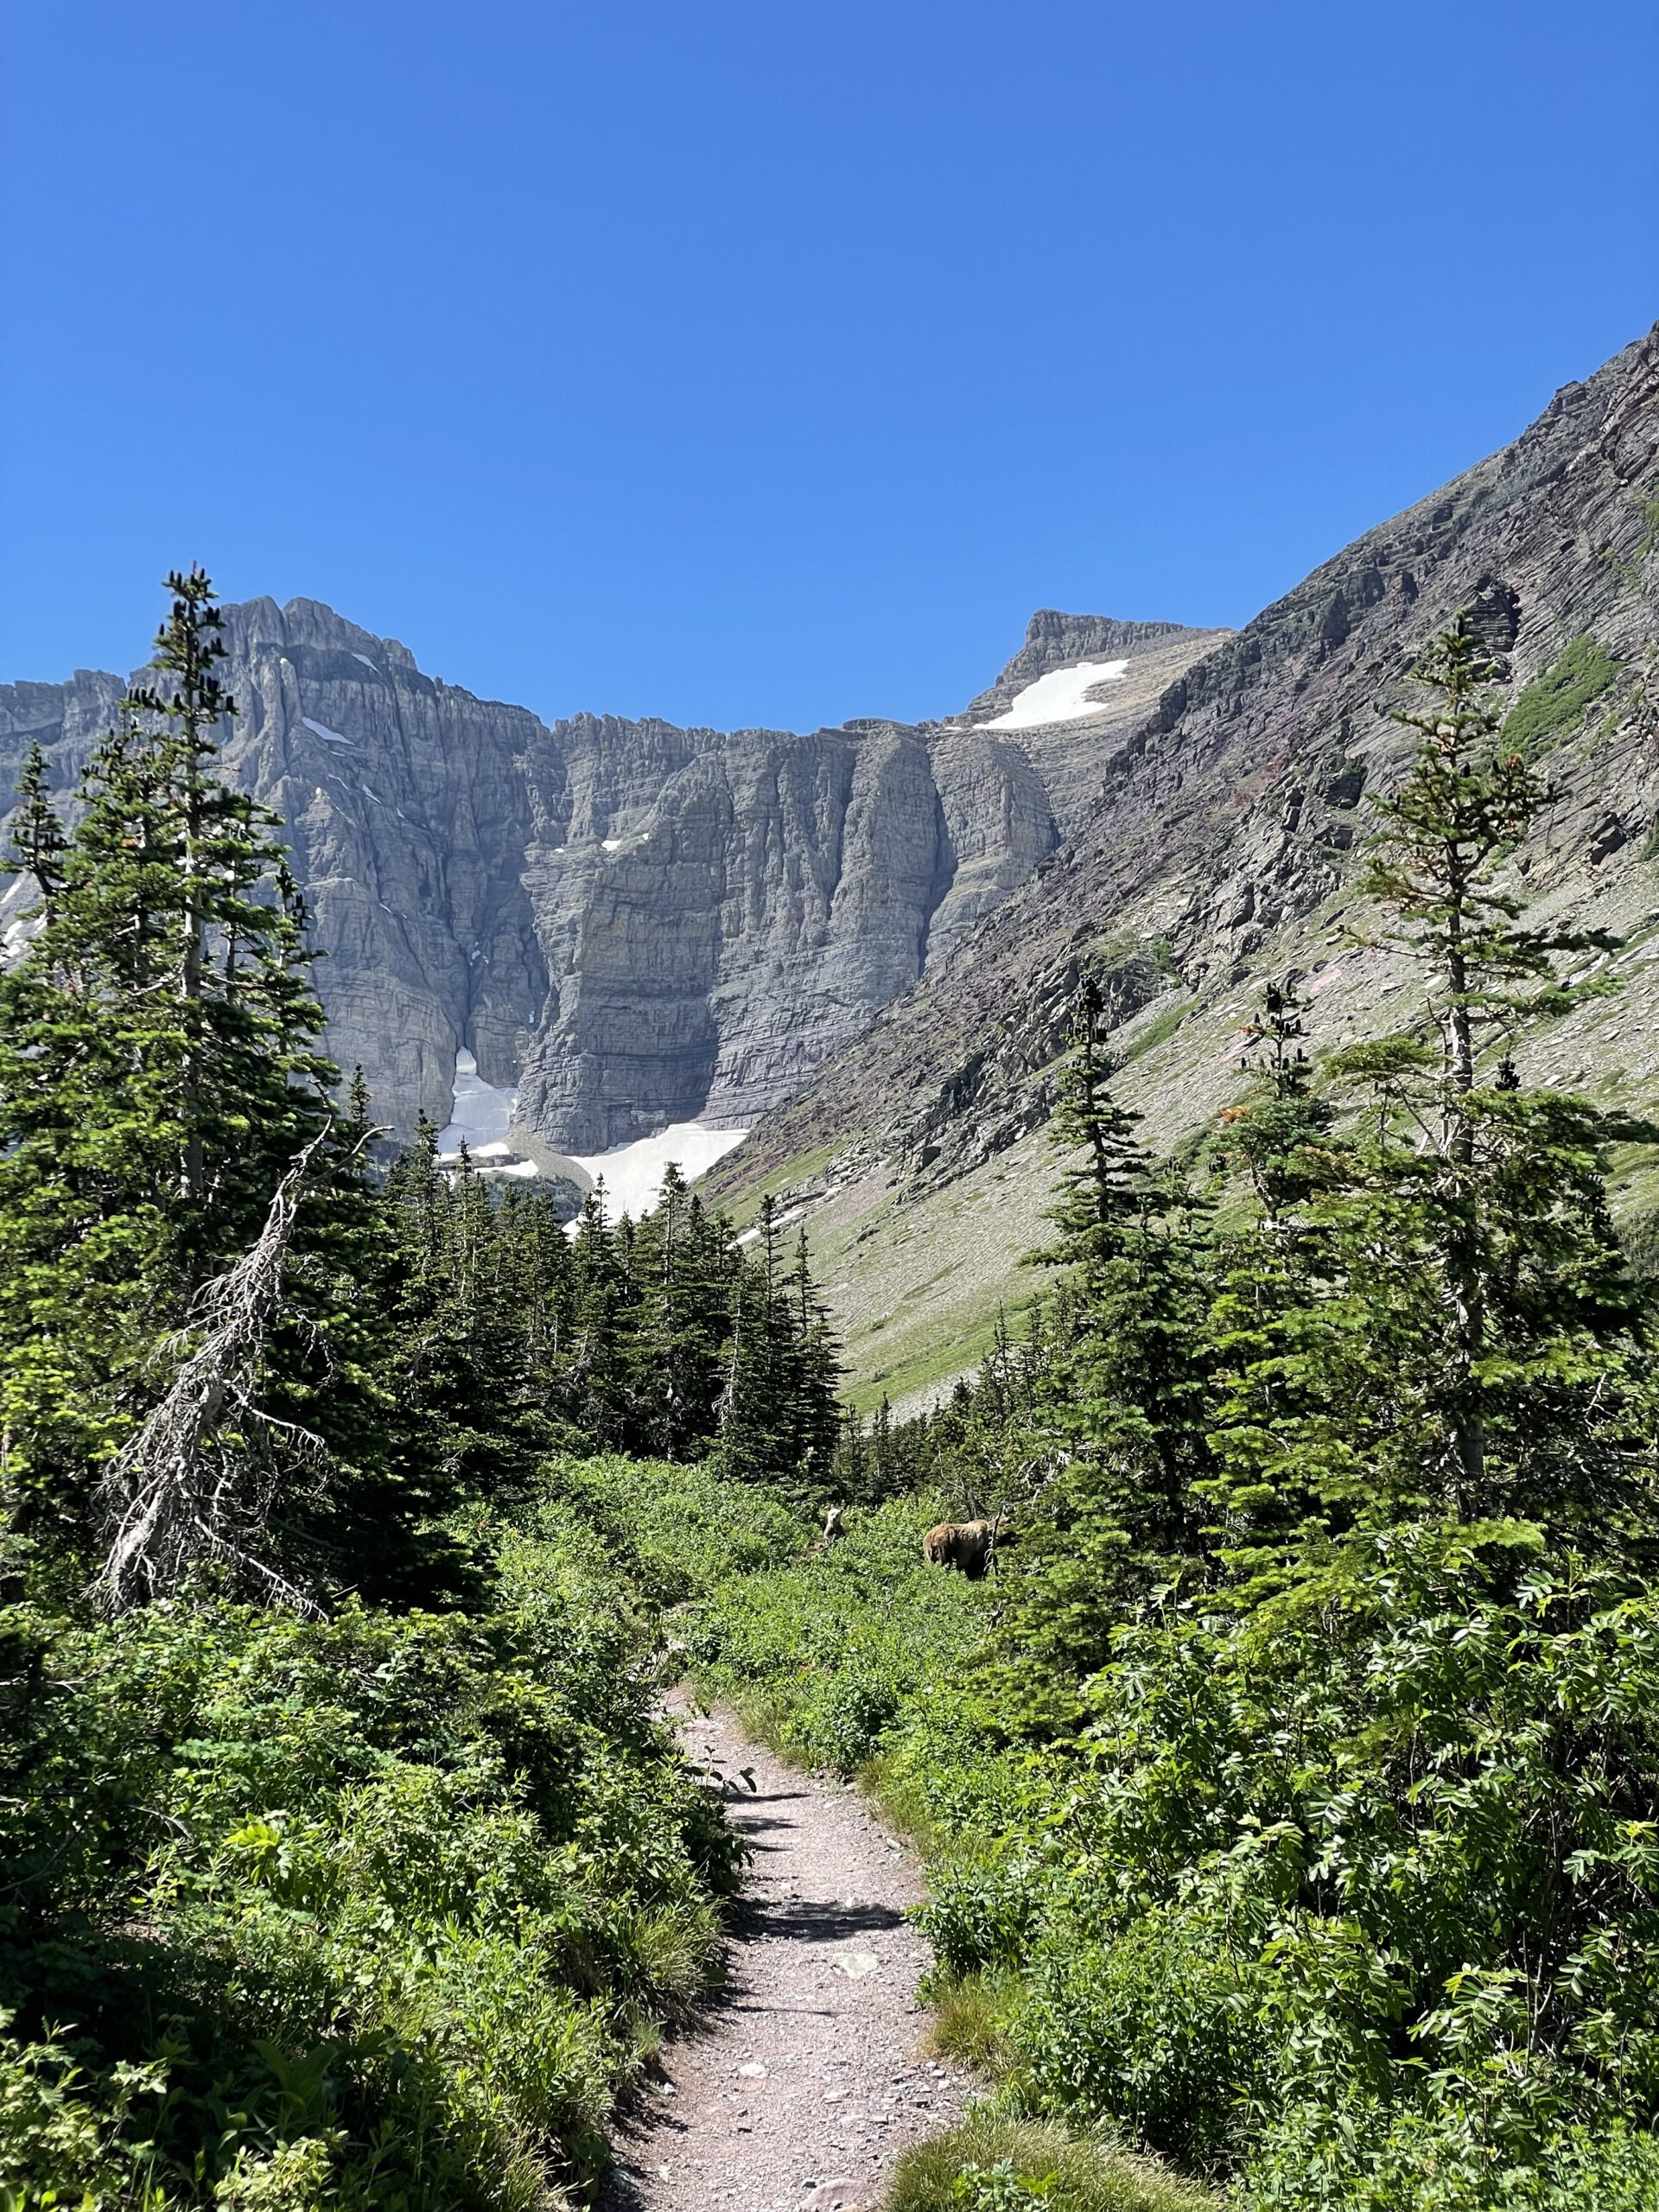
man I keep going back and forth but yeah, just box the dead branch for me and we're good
[93,1128,346,1615]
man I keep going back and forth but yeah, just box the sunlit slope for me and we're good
[707,324,1659,1407]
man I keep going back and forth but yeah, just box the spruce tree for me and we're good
[6,743,67,925]
[1328,617,1657,1533]
[9,584,486,1601]
[1206,620,1659,1592]
[0,573,337,1555]
[783,1223,842,1486]
[1201,976,1348,1604]
[1002,982,1217,1721]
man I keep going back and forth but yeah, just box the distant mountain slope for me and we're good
[0,601,1222,1149]
[707,324,1659,1408]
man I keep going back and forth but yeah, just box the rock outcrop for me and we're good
[0,600,1222,1148]
[957,611,1232,836]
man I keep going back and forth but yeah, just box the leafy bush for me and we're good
[1250,2099,1659,2209]
[1501,635,1620,758]
[0,1508,739,2208]
[667,1486,995,1776]
[898,1531,1659,2202]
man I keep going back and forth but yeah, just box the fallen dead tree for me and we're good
[94,1130,342,1614]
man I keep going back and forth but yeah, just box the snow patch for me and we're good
[302,715,355,747]
[601,838,623,852]
[437,1051,747,1214]
[981,658,1129,730]
[2,912,42,965]
[571,1123,749,1222]
[438,1047,517,1151]
[2,874,41,961]
[353,653,378,672]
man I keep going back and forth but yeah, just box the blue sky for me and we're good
[3,1,1655,732]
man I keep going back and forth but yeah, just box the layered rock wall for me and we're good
[719,322,1659,1204]
[1,600,1220,1149]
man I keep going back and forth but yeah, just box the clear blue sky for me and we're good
[3,2,1655,733]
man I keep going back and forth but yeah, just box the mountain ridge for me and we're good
[0,597,1224,1152]
[704,323,1659,1406]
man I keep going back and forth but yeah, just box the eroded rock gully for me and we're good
[601,1701,968,2212]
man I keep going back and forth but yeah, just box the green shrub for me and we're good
[917,1855,1047,1981]
[1250,2097,1659,2209]
[0,1504,739,2209]
[1501,636,1619,757]
[1013,1909,1275,2169]
[885,2115,1222,2212]
[677,1489,995,1776]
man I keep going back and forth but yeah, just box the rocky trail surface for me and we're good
[601,1700,969,2212]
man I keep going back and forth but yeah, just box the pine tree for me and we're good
[1001,982,1217,1722]
[1211,974,1336,1224]
[783,1223,842,1486]
[1325,617,1658,1532]
[0,575,338,1555]
[6,743,67,925]
[0,573,422,1594]
[1205,620,1659,1594]
[1193,976,1351,1602]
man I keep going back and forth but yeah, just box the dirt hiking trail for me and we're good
[601,1699,969,2212]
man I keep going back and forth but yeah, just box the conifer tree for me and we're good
[1205,620,1659,1591]
[1201,976,1348,1603]
[0,572,338,1552]
[783,1223,842,1484]
[1324,617,1657,1533]
[7,743,67,925]
[1003,982,1217,1719]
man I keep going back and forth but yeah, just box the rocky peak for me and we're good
[705,323,1659,1403]
[2,599,1223,1156]
[964,607,1216,718]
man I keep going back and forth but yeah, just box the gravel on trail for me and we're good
[601,1698,969,2212]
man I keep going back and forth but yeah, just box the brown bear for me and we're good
[921,1516,1006,1579]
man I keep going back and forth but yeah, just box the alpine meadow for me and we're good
[3,68,1659,2208]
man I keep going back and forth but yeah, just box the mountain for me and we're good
[9,325,1654,1411]
[0,601,1224,1153]
[705,323,1659,1409]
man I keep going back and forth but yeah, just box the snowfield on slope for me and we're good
[438,1047,516,1151]
[572,1122,749,1219]
[437,1049,747,1218]
[979,656,1128,728]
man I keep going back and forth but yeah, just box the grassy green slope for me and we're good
[715,755,1659,1413]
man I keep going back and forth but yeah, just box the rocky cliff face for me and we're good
[2,598,549,1138]
[708,324,1659,1406]
[0,599,1221,1150]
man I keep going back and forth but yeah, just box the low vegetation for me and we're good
[0,1524,738,2208]
[887,2118,1222,2212]
[622,623,1659,2207]
[1499,633,1620,758]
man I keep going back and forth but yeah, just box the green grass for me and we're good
[1502,635,1620,759]
[1120,994,1193,1065]
[926,1974,1017,2071]
[849,1287,1046,1413]
[885,2117,1225,2212]
[707,1139,842,1228]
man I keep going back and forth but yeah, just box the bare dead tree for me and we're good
[94,1129,348,1615]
